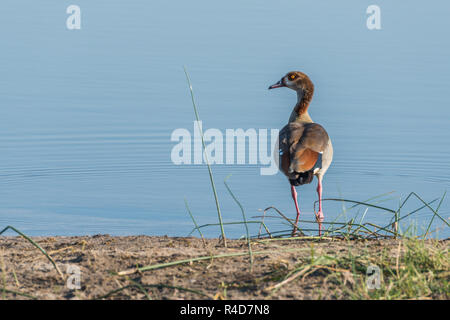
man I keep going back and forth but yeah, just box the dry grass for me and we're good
[0,235,447,300]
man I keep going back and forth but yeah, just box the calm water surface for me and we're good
[0,1,449,237]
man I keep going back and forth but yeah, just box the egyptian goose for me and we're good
[269,71,333,236]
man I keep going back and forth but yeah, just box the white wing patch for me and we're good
[312,152,323,174]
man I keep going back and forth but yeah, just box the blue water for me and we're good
[0,1,449,238]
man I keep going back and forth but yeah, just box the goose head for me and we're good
[268,71,314,93]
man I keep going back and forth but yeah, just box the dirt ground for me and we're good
[0,235,448,300]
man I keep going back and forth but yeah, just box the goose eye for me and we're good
[289,74,296,80]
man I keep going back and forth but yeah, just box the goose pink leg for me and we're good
[291,185,301,236]
[316,179,324,236]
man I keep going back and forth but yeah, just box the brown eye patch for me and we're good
[289,73,297,80]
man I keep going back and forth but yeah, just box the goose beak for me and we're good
[268,79,285,90]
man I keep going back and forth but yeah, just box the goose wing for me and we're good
[279,122,330,184]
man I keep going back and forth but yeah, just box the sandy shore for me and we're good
[0,235,448,299]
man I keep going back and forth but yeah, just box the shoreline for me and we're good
[0,235,448,300]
